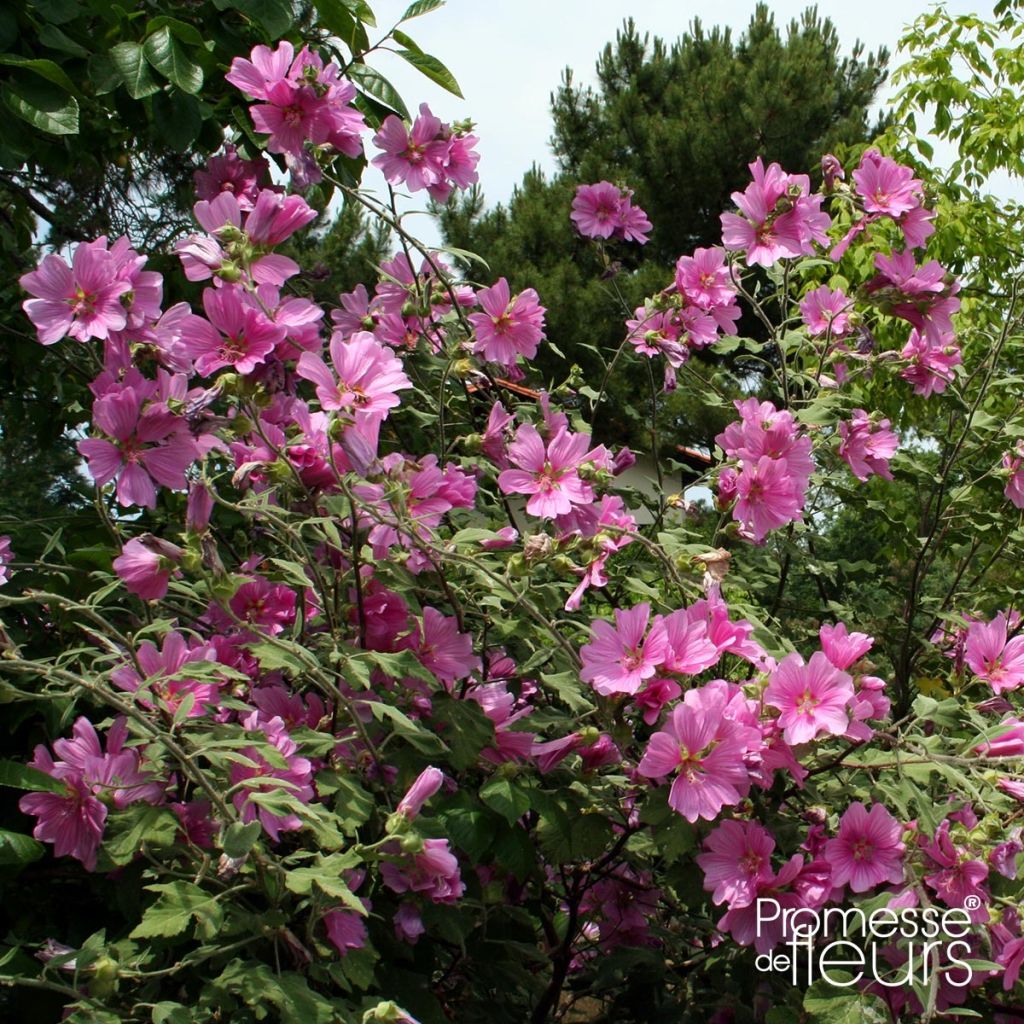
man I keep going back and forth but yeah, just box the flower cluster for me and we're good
[571,181,652,243]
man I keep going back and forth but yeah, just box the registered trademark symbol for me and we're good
[964,895,982,911]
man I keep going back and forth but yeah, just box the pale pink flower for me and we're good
[852,150,924,218]
[799,285,853,338]
[733,456,805,542]
[296,332,411,424]
[825,801,905,892]
[468,278,546,364]
[21,240,131,345]
[838,410,898,481]
[819,622,873,671]
[580,603,669,696]
[697,819,776,907]
[674,247,736,309]
[113,535,183,600]
[966,613,1024,693]
[764,651,854,745]
[498,423,597,519]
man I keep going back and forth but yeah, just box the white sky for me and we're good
[356,0,1023,233]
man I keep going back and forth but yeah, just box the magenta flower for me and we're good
[819,622,873,671]
[824,801,905,893]
[112,631,220,719]
[77,381,197,509]
[658,608,720,676]
[229,577,297,636]
[764,651,853,745]
[799,285,853,338]
[497,423,597,519]
[194,144,268,210]
[372,103,451,196]
[966,613,1024,693]
[230,712,314,842]
[838,410,898,481]
[19,717,164,870]
[396,767,444,819]
[325,908,368,957]
[732,456,805,542]
[380,838,464,904]
[571,181,650,243]
[1004,443,1024,509]
[696,819,776,907]
[580,603,670,697]
[20,240,131,345]
[296,332,411,425]
[637,683,760,822]
[900,330,962,397]
[184,285,285,376]
[0,535,13,587]
[852,149,924,218]
[468,278,546,365]
[113,535,183,600]
[674,247,736,309]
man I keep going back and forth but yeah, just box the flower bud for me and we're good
[396,766,444,820]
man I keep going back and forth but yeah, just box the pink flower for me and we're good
[77,380,197,509]
[674,247,736,309]
[733,456,805,542]
[229,577,297,636]
[852,150,924,218]
[900,330,962,397]
[324,908,368,956]
[571,182,651,243]
[396,767,444,819]
[0,535,13,587]
[113,535,183,600]
[184,285,285,376]
[764,651,854,745]
[838,410,898,481]
[799,285,853,338]
[921,820,989,919]
[19,717,164,870]
[697,819,776,907]
[380,838,464,904]
[193,144,268,210]
[658,608,720,675]
[580,603,669,697]
[825,801,905,892]
[408,607,479,687]
[111,631,220,719]
[966,613,1024,693]
[296,332,411,425]
[230,712,313,842]
[637,683,760,822]
[468,278,546,365]
[1005,444,1024,509]
[498,423,597,519]
[819,622,873,671]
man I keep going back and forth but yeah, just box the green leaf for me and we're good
[3,77,79,134]
[104,805,179,866]
[401,0,444,20]
[803,974,888,1022]
[0,829,45,867]
[285,853,364,911]
[396,49,462,97]
[152,1003,192,1024]
[130,881,223,939]
[0,758,67,793]
[144,28,203,94]
[479,777,530,825]
[109,41,161,99]
[37,24,91,58]
[222,820,262,859]
[312,0,368,50]
[367,701,447,755]
[347,63,410,120]
[226,0,294,38]
[145,16,208,48]
[0,54,78,93]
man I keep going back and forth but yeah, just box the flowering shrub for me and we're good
[4,7,1024,1024]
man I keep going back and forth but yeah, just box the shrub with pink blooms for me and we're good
[6,5,1024,1024]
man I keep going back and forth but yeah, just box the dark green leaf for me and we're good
[152,90,203,150]
[3,77,79,134]
[347,63,409,120]
[144,28,204,94]
[0,758,67,793]
[110,41,161,99]
[396,49,462,97]
[146,16,208,48]
[130,881,223,939]
[0,829,45,867]
[222,820,262,859]
[479,777,530,825]
[0,54,78,93]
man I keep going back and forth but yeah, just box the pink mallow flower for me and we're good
[764,651,853,745]
[571,181,651,243]
[111,631,220,719]
[965,613,1024,694]
[498,423,598,519]
[1003,443,1024,510]
[838,410,898,482]
[799,285,853,338]
[230,712,314,842]
[637,681,761,822]
[468,278,546,365]
[697,819,776,908]
[296,332,411,426]
[20,238,131,345]
[852,149,924,219]
[113,535,183,600]
[396,766,444,819]
[19,717,164,871]
[824,801,905,893]
[193,144,268,210]
[380,838,464,904]
[0,535,14,587]
[77,380,197,509]
[580,603,669,697]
